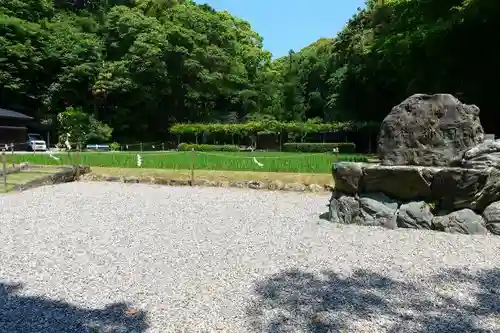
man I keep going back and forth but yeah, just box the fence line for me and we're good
[1,145,349,192]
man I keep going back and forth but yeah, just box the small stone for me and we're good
[229,181,245,188]
[268,180,284,191]
[216,180,230,187]
[170,179,190,186]
[308,184,322,192]
[123,176,139,183]
[284,182,306,192]
[192,179,208,186]
[248,180,265,189]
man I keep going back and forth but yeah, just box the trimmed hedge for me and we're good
[177,143,239,152]
[283,142,356,154]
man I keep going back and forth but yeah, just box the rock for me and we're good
[397,201,433,229]
[431,167,489,211]
[363,165,437,201]
[324,184,334,192]
[248,180,265,189]
[283,182,306,192]
[123,176,139,183]
[170,179,190,186]
[308,184,322,192]
[378,94,484,166]
[192,179,208,186]
[268,180,284,190]
[106,176,121,182]
[329,192,397,229]
[483,201,500,235]
[333,162,500,212]
[468,168,500,212]
[432,209,488,234]
[452,139,500,169]
[229,181,245,188]
[360,192,399,209]
[329,193,359,224]
[216,180,230,187]
[333,162,363,194]
[356,196,398,229]
[152,178,170,185]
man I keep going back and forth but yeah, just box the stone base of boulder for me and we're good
[329,162,500,235]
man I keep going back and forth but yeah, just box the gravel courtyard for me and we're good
[1,182,500,332]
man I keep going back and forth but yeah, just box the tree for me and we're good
[57,107,112,148]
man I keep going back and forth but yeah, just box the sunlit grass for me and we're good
[6,151,367,174]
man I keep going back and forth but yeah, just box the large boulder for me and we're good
[378,94,484,166]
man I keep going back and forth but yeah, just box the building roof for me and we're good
[0,108,33,120]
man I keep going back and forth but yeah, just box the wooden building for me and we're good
[0,108,33,148]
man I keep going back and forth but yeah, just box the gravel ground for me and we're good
[1,182,500,333]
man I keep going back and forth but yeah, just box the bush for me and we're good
[109,142,121,151]
[283,142,356,154]
[177,143,240,152]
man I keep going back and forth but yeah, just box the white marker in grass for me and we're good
[253,157,263,167]
[65,133,71,151]
[48,153,60,161]
[137,154,142,167]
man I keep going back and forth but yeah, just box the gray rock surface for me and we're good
[397,201,434,229]
[363,165,436,201]
[333,162,500,212]
[357,195,398,229]
[483,201,500,235]
[432,209,488,235]
[378,94,484,166]
[329,192,398,229]
[452,139,500,169]
[332,162,363,194]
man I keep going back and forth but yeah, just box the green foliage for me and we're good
[109,142,121,151]
[6,151,368,173]
[170,121,376,135]
[1,0,498,143]
[57,107,113,147]
[177,143,239,152]
[283,142,356,154]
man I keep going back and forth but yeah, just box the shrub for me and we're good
[177,143,240,152]
[283,142,356,154]
[109,142,121,151]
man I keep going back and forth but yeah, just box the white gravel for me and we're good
[1,182,500,333]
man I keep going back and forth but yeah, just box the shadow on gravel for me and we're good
[0,281,148,333]
[247,268,500,333]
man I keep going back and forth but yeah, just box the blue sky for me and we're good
[194,0,366,58]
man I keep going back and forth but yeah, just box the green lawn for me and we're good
[6,151,367,173]
[1,168,61,193]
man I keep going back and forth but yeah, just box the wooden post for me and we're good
[2,149,6,192]
[10,143,14,168]
[75,143,80,181]
[140,142,143,152]
[161,142,165,151]
[190,148,195,186]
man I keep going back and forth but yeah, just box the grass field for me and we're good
[6,151,368,173]
[90,167,335,185]
[1,168,61,193]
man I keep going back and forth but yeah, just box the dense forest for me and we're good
[1,0,499,144]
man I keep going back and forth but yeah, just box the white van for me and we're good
[26,133,47,151]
